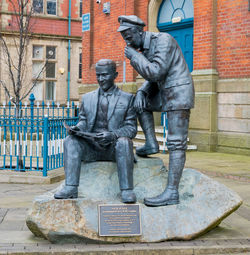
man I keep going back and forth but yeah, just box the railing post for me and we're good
[29,93,35,139]
[29,93,35,170]
[43,115,48,177]
[162,112,168,154]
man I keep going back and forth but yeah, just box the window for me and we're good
[32,45,57,101]
[47,0,57,15]
[33,0,43,13]
[158,0,194,24]
[80,0,83,17]
[79,53,82,79]
[46,62,56,78]
[33,0,57,15]
[46,81,55,100]
[32,82,43,101]
[33,45,43,59]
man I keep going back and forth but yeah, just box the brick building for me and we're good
[0,0,82,103]
[80,0,250,155]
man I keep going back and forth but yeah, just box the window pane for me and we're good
[158,0,174,24]
[33,45,43,59]
[32,62,44,79]
[46,62,55,78]
[79,53,82,79]
[32,81,43,101]
[33,0,43,13]
[158,0,194,24]
[80,0,82,17]
[47,0,56,15]
[46,81,55,100]
[183,0,194,19]
[46,46,56,59]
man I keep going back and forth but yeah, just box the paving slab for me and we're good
[157,152,250,182]
[0,167,64,184]
[0,151,249,254]
[0,241,250,255]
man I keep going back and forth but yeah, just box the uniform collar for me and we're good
[143,32,151,50]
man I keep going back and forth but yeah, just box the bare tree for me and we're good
[0,0,49,170]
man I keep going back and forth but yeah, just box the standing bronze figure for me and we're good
[118,15,194,207]
[54,59,137,203]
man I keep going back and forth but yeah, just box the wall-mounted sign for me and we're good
[82,13,90,32]
[172,17,182,23]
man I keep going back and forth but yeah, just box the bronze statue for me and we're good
[54,59,137,203]
[118,15,195,207]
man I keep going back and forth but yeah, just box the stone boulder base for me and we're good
[26,157,242,243]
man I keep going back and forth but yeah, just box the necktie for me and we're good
[100,94,109,117]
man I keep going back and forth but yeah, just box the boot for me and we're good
[144,150,185,206]
[136,111,159,157]
[54,185,78,199]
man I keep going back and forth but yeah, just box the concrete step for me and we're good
[133,141,197,152]
[134,126,197,152]
[135,134,190,143]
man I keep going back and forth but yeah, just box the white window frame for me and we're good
[32,45,57,101]
[33,0,57,16]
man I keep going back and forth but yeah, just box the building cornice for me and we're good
[0,31,82,41]
[0,10,82,23]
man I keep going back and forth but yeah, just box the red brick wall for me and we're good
[3,0,81,37]
[217,0,250,78]
[193,0,250,78]
[81,0,149,85]
[193,0,217,71]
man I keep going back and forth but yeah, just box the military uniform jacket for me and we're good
[76,86,137,139]
[130,31,195,111]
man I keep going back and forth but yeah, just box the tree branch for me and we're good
[0,80,11,101]
[0,35,17,95]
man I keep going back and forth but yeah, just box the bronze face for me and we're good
[96,65,118,92]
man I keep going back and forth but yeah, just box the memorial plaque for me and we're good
[98,204,141,236]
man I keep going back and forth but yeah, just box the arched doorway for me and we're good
[157,0,194,72]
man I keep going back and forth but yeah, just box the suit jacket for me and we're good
[130,31,195,111]
[76,86,137,139]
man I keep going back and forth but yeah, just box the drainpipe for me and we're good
[67,0,72,102]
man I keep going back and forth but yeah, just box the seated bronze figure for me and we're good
[54,59,137,203]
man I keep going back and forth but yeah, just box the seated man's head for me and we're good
[96,59,118,92]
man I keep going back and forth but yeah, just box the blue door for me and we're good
[157,0,194,72]
[168,27,193,72]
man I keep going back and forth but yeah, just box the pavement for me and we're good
[0,151,250,254]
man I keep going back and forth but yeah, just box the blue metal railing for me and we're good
[161,112,168,154]
[0,94,79,176]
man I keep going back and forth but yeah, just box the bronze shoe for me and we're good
[54,185,78,199]
[136,143,159,157]
[144,188,179,207]
[121,190,137,203]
